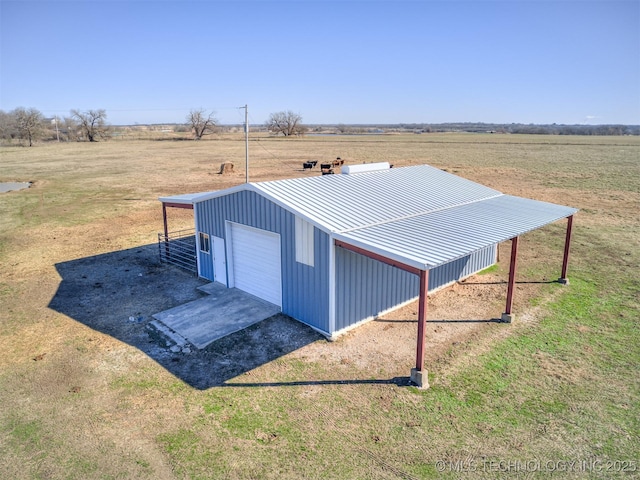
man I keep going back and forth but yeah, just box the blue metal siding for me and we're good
[197,249,214,281]
[335,248,419,331]
[429,244,497,291]
[463,244,497,277]
[335,244,497,331]
[195,191,330,333]
[194,204,214,281]
[282,228,330,333]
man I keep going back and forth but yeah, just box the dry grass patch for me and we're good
[1,133,638,479]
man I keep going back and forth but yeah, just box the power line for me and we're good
[252,137,281,162]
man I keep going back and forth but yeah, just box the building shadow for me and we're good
[48,243,324,390]
[375,318,501,324]
[220,377,412,388]
[461,280,559,285]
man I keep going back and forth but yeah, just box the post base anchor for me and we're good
[410,368,429,389]
[501,312,514,323]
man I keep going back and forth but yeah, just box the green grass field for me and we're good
[1,133,638,479]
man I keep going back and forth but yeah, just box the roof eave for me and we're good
[332,232,429,272]
[160,183,337,233]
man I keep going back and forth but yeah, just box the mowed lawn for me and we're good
[1,133,638,479]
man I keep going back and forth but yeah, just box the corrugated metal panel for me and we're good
[194,204,214,281]
[167,165,502,233]
[283,228,330,333]
[195,190,331,334]
[429,244,496,291]
[335,247,419,331]
[335,194,577,270]
[197,247,214,281]
[254,165,502,232]
[335,244,497,331]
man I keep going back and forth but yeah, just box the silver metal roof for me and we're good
[158,192,205,205]
[334,194,577,270]
[159,164,577,270]
[254,165,503,232]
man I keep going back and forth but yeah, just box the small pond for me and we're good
[0,182,32,193]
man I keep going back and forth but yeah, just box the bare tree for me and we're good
[0,110,18,142]
[13,107,43,147]
[60,116,78,141]
[71,109,109,142]
[266,110,307,137]
[186,109,217,140]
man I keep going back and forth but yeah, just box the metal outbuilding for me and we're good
[159,164,577,387]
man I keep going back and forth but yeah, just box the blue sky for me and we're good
[1,0,639,125]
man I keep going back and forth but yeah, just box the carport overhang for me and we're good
[159,194,201,240]
[333,194,577,388]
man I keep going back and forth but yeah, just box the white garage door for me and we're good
[229,223,282,307]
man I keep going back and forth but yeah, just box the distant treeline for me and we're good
[316,123,640,136]
[3,106,639,147]
[422,123,638,136]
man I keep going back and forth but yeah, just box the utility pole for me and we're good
[240,104,249,183]
[54,116,60,142]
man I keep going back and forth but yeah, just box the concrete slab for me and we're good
[148,320,188,347]
[152,283,281,349]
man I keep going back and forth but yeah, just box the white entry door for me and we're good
[229,223,282,307]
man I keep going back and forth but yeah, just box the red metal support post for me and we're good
[162,203,170,258]
[559,215,574,285]
[333,240,430,387]
[162,203,169,239]
[502,236,519,323]
[411,269,429,388]
[416,269,429,371]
